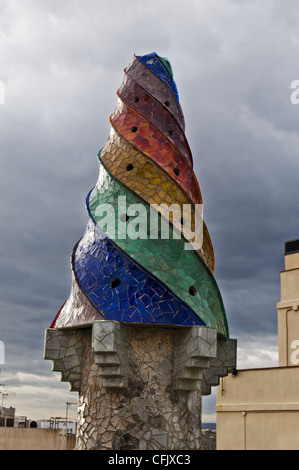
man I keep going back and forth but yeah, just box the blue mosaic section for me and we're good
[73,219,206,326]
[136,52,180,103]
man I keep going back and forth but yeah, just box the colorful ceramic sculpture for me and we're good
[51,53,229,338]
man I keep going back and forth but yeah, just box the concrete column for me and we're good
[44,321,236,450]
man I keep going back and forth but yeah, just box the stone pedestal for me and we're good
[44,321,236,450]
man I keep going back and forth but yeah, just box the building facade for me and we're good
[216,238,299,450]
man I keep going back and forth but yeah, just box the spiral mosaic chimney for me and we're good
[44,53,236,450]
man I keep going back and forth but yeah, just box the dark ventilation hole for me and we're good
[165,101,171,107]
[126,163,134,171]
[119,213,129,222]
[134,96,140,103]
[131,126,138,133]
[30,421,37,428]
[110,278,121,289]
[173,168,180,177]
[168,130,174,137]
[189,286,197,296]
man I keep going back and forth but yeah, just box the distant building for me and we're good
[0,407,76,435]
[216,238,299,450]
[0,407,15,427]
[16,415,29,428]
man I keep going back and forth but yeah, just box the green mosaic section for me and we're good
[88,160,229,338]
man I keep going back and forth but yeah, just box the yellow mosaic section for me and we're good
[100,130,215,273]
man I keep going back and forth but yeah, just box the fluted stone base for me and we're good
[44,321,236,450]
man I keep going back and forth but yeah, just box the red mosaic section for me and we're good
[110,101,202,206]
[118,73,193,167]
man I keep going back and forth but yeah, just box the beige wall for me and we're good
[216,366,299,450]
[0,428,75,450]
[277,252,299,366]
[278,307,299,366]
[216,247,299,450]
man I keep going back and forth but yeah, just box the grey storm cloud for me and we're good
[0,0,299,420]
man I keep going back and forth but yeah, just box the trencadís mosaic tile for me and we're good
[125,56,185,130]
[51,53,229,338]
[99,131,215,272]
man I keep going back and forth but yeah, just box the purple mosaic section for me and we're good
[136,53,180,103]
[125,56,185,131]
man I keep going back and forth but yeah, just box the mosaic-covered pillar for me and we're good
[44,53,236,450]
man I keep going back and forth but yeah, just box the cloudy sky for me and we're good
[1,0,299,423]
